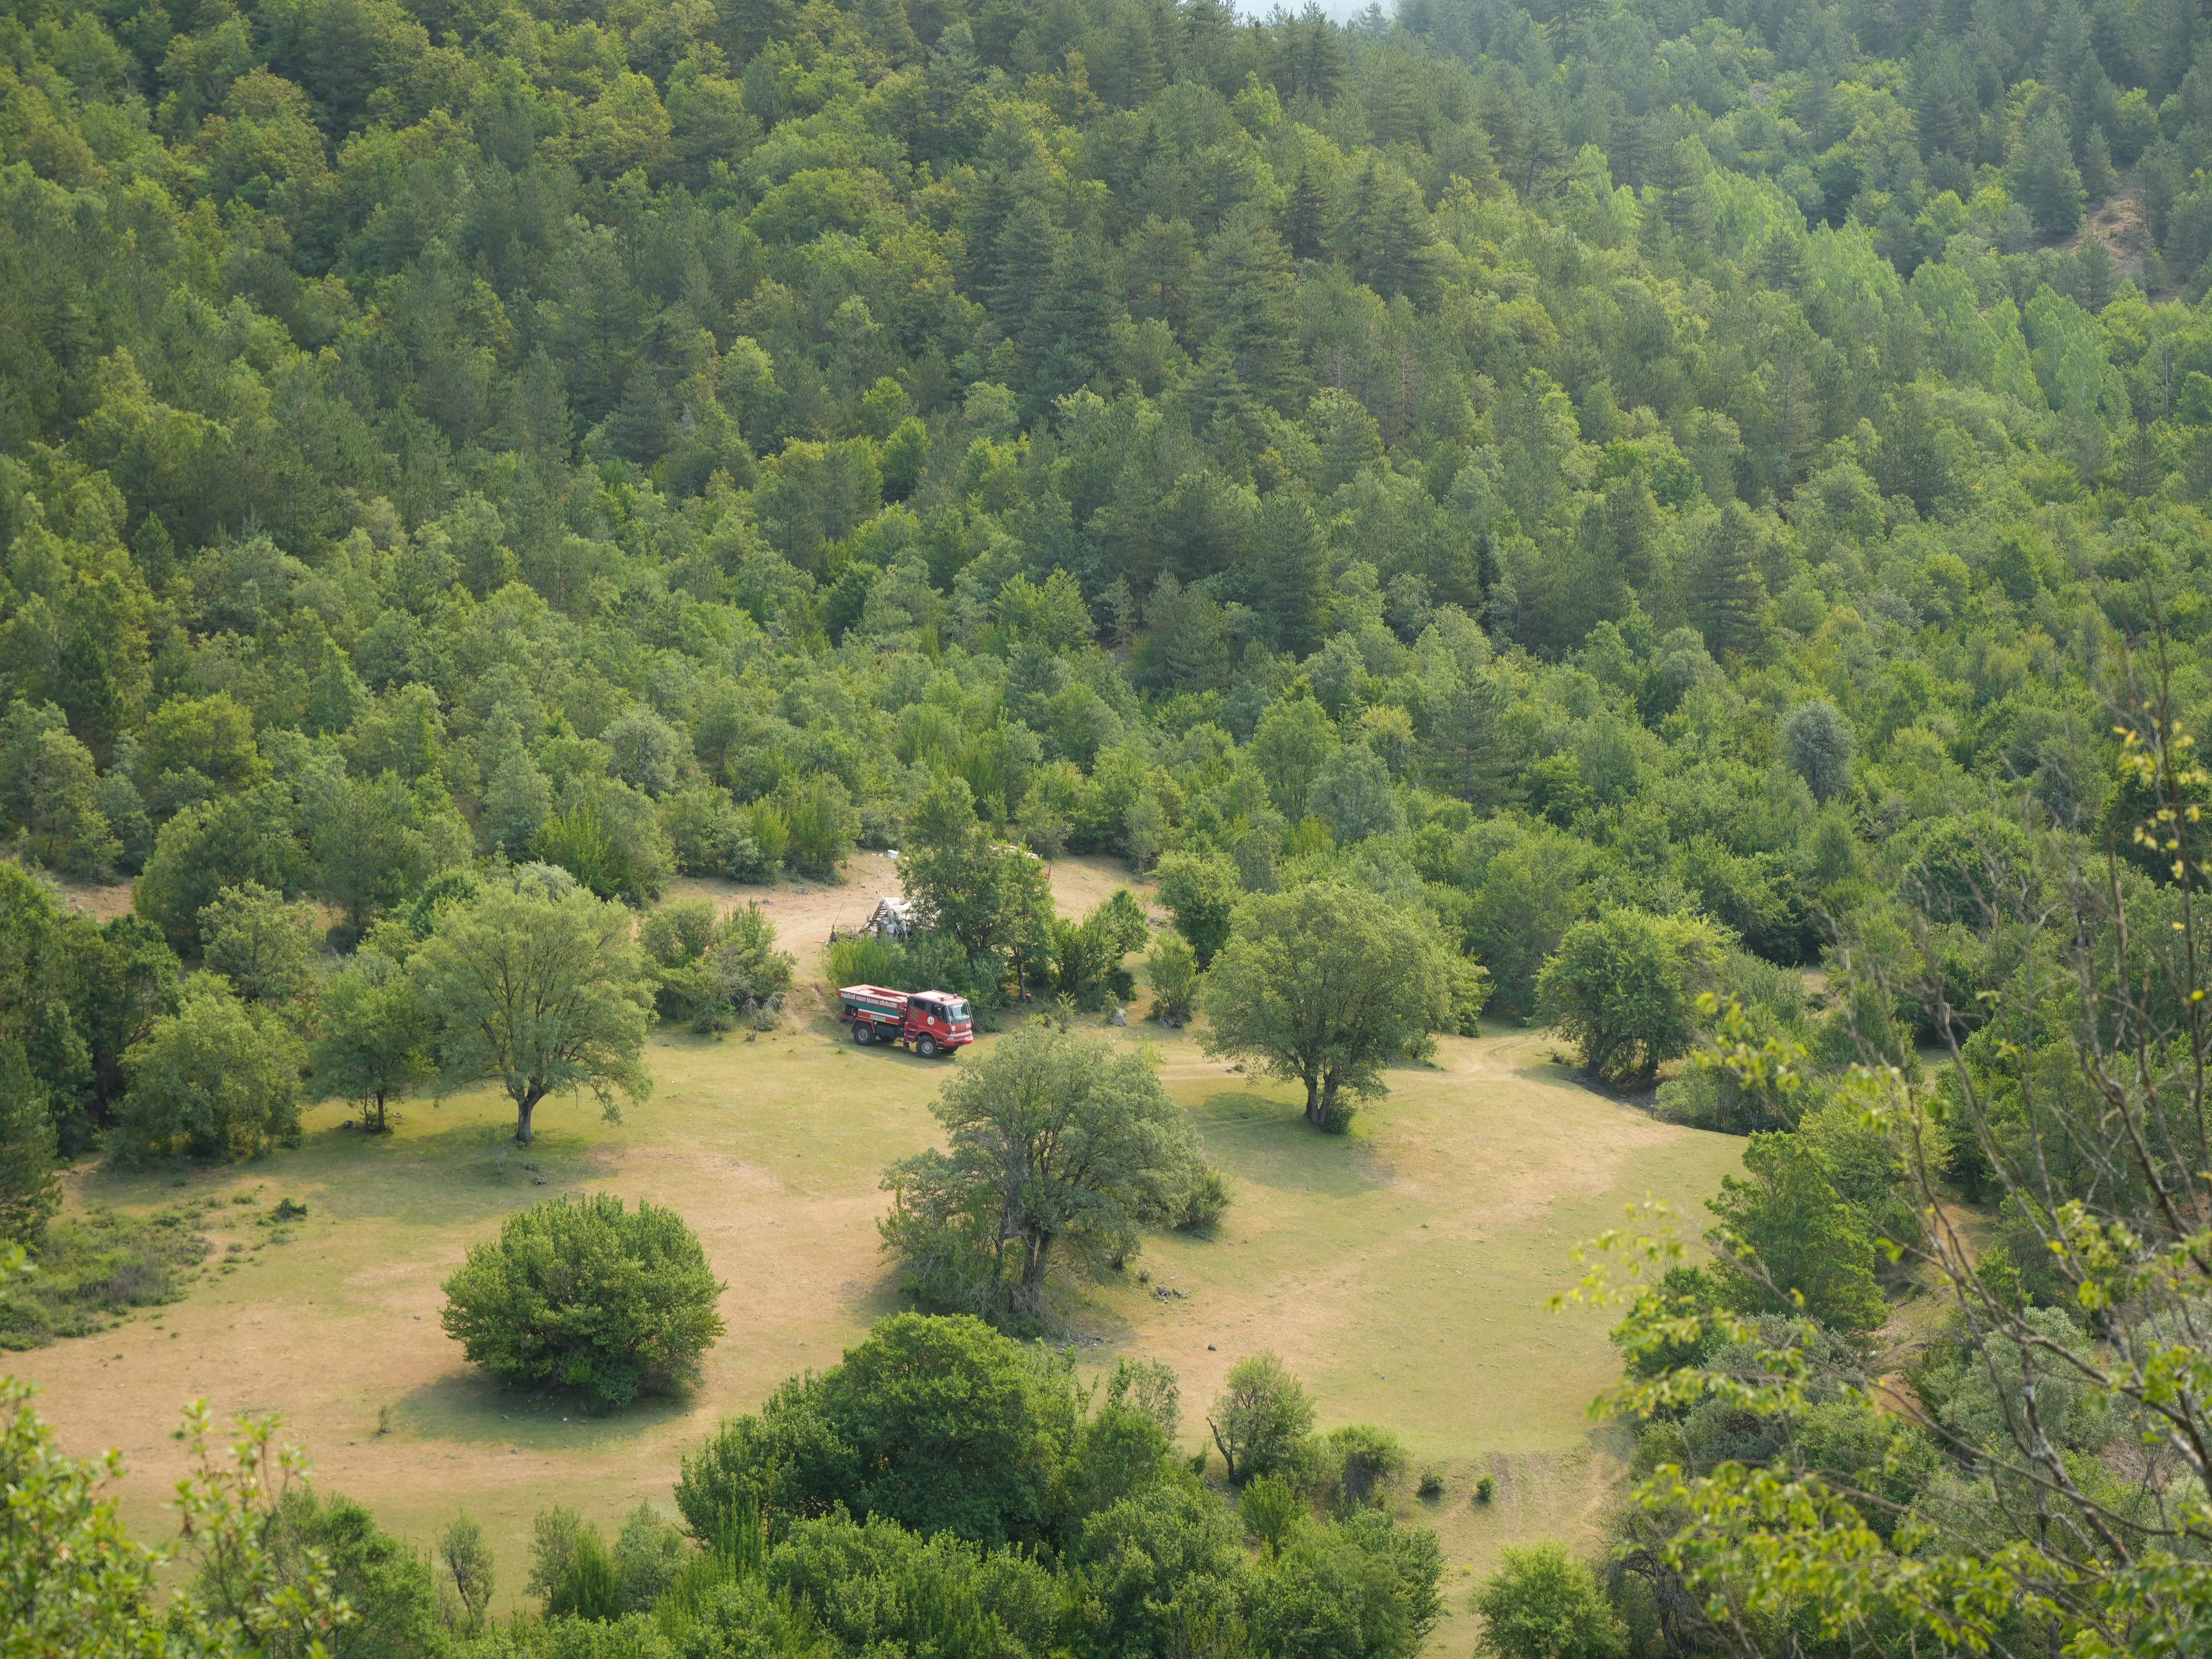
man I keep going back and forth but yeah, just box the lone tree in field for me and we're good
[880,1024,1217,1327]
[1535,907,1721,1086]
[311,947,435,1133]
[441,1193,723,1409]
[1200,883,1453,1130]
[1207,1352,1314,1484]
[410,881,652,1144]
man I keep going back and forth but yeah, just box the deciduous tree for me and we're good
[881,1025,1216,1326]
[1536,908,1722,1085]
[1201,884,1454,1129]
[117,977,305,1164]
[311,948,435,1132]
[410,881,652,1144]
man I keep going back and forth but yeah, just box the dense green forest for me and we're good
[11,0,2212,1649]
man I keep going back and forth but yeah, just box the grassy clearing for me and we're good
[10,865,1741,1640]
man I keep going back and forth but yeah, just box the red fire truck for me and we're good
[835,984,975,1057]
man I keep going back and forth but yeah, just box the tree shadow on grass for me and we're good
[839,1260,922,1327]
[1185,1091,1391,1199]
[395,1365,705,1449]
[292,1120,617,1231]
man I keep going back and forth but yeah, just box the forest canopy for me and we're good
[13,0,2212,1647]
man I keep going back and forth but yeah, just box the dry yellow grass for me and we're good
[12,862,1741,1639]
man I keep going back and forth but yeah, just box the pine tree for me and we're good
[956,170,1016,294]
[1024,233,1121,407]
[1206,210,1309,412]
[986,197,1064,329]
[1650,138,1716,244]
[1347,163,1438,299]
[2081,125,2116,205]
[1282,162,1331,260]
[2014,105,2086,240]
[2075,233,2119,310]
[1245,493,1330,657]
[1688,502,1769,659]
[1418,670,1512,811]
[0,1041,60,1244]
[1507,99,1571,197]
[1130,213,1199,329]
[1272,12,1346,103]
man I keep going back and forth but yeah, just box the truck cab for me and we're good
[905,992,973,1054]
[836,984,974,1057]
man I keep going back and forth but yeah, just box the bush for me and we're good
[827,933,903,987]
[226,1487,444,1659]
[661,786,760,878]
[1316,1423,1407,1512]
[1473,1542,1627,1659]
[1239,1473,1304,1554]
[1153,851,1239,967]
[640,901,793,1032]
[1176,1165,1229,1231]
[440,1195,725,1410]
[1146,933,1200,1026]
[675,1313,1082,1549]
[782,775,857,876]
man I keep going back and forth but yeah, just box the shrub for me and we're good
[550,1528,622,1621]
[1152,851,1239,967]
[1473,1542,1627,1659]
[1175,1165,1229,1231]
[1316,1423,1406,1511]
[675,1313,1081,1550]
[642,900,793,1032]
[0,1202,208,1348]
[440,1195,724,1410]
[782,775,857,876]
[828,933,903,987]
[661,786,759,878]
[1239,1473,1304,1555]
[1145,933,1199,1026]
[227,1487,444,1659]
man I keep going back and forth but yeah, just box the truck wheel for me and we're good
[918,1035,939,1058]
[853,1022,872,1044]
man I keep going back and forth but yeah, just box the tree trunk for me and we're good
[371,1090,387,1134]
[1016,1231,1052,1316]
[1303,1073,1323,1126]
[515,1089,540,1144]
[1209,1417,1237,1483]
